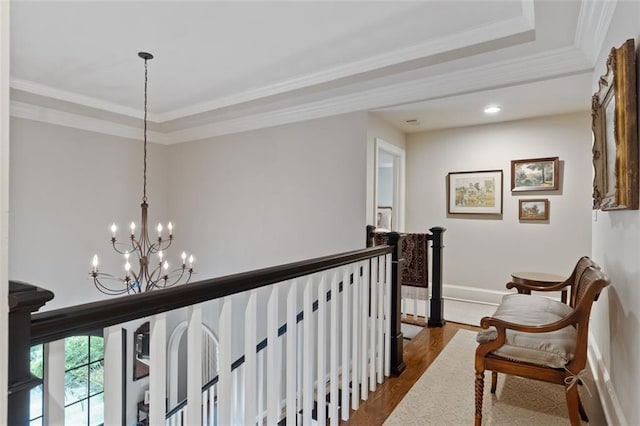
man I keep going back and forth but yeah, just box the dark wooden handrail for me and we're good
[31,245,393,345]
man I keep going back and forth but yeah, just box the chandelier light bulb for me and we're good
[130,222,136,234]
[181,251,187,264]
[188,255,194,268]
[124,252,130,260]
[111,223,117,237]
[125,261,131,272]
[157,223,163,235]
[168,222,173,234]
[163,260,169,271]
[92,254,99,272]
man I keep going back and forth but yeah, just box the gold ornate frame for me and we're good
[592,39,638,210]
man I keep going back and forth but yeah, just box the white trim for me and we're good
[374,138,405,232]
[167,45,591,143]
[0,2,9,422]
[156,10,535,122]
[587,332,628,426]
[443,283,508,306]
[10,78,162,122]
[10,101,169,145]
[9,45,590,144]
[574,0,618,65]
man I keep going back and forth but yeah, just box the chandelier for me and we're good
[90,52,194,295]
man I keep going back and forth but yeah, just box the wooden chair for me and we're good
[474,258,610,426]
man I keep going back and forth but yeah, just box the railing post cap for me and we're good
[429,226,446,233]
[9,281,54,312]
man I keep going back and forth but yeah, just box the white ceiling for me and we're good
[9,0,610,144]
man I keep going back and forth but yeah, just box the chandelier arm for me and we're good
[111,240,139,255]
[91,273,131,296]
[157,267,193,289]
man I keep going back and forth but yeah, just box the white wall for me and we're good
[167,112,368,279]
[9,118,169,309]
[590,2,640,425]
[406,112,592,299]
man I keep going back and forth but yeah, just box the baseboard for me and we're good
[443,284,509,305]
[587,333,628,426]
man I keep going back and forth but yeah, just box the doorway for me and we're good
[374,138,405,231]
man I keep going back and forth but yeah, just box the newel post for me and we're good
[8,281,54,426]
[365,224,376,248]
[428,227,446,327]
[386,232,406,376]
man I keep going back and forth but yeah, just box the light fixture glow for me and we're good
[484,105,502,114]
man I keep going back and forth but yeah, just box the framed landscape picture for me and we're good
[511,157,559,191]
[519,199,549,220]
[448,170,503,214]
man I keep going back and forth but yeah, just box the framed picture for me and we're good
[592,38,638,210]
[519,199,549,220]
[511,157,559,191]
[376,206,392,230]
[448,170,503,214]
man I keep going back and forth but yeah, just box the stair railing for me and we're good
[9,235,408,425]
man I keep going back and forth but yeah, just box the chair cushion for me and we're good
[476,294,576,368]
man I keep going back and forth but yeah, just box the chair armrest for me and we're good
[506,279,570,293]
[480,312,577,335]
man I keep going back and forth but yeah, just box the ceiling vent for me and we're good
[405,119,420,125]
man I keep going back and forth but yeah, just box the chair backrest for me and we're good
[568,256,598,308]
[568,265,610,370]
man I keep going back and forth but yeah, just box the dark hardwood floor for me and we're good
[343,322,477,425]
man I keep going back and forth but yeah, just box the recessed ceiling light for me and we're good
[484,105,502,114]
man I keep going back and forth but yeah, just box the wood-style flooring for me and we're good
[342,322,477,425]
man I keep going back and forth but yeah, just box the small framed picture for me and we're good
[511,157,559,191]
[448,170,503,215]
[376,206,392,230]
[519,199,549,220]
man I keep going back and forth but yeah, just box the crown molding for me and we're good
[10,78,163,123]
[157,11,535,122]
[574,0,618,65]
[10,101,168,144]
[167,46,592,144]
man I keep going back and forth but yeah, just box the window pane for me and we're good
[30,345,44,379]
[89,393,104,426]
[89,361,104,395]
[65,366,88,405]
[65,401,88,426]
[89,336,104,363]
[29,418,42,426]
[65,336,89,370]
[29,384,43,420]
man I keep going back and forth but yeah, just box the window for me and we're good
[64,336,104,426]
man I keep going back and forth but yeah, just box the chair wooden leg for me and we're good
[565,384,582,426]
[490,371,498,394]
[475,371,484,426]
[579,396,589,422]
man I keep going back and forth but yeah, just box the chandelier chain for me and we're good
[143,56,148,203]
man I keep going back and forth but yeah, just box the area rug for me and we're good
[384,330,586,425]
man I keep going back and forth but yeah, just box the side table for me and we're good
[509,271,567,303]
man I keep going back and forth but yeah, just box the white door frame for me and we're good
[374,138,405,232]
[0,2,10,422]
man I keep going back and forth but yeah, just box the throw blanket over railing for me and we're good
[8,236,414,426]
[367,225,446,327]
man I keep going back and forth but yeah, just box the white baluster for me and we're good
[341,268,350,421]
[384,253,392,377]
[360,261,369,401]
[244,290,258,426]
[149,313,167,426]
[369,257,377,392]
[187,304,203,425]
[329,270,339,426]
[103,326,123,426]
[218,297,232,426]
[44,340,65,425]
[316,275,327,426]
[351,263,361,409]
[257,350,264,425]
[267,285,281,425]
[286,280,297,424]
[302,276,314,425]
[377,256,384,384]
